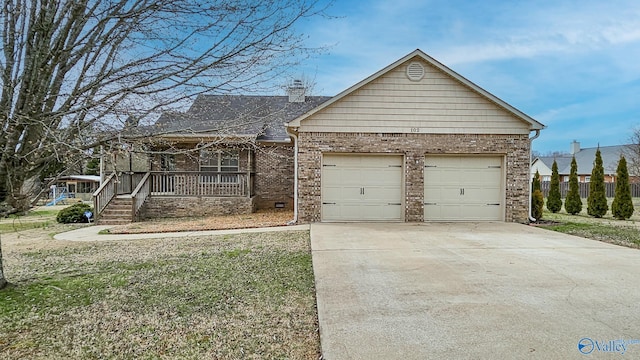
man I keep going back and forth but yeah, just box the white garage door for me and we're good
[424,156,503,221]
[322,154,403,221]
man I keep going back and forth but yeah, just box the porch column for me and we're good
[247,150,251,197]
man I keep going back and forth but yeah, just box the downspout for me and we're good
[286,126,299,225]
[528,129,541,222]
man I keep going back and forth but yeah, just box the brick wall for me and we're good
[254,144,294,210]
[297,132,531,223]
[142,196,256,219]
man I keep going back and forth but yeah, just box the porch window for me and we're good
[160,154,176,171]
[200,150,239,183]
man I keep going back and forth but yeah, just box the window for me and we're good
[77,182,96,193]
[542,176,551,182]
[585,176,591,183]
[160,154,175,171]
[200,150,239,182]
[563,176,570,182]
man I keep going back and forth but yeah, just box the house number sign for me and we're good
[410,127,421,133]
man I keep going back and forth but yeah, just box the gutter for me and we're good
[528,129,541,222]
[285,125,299,225]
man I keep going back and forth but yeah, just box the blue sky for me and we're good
[295,0,640,153]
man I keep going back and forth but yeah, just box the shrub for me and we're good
[612,156,634,220]
[56,203,93,223]
[532,170,541,192]
[565,156,582,215]
[532,189,544,221]
[547,160,562,213]
[587,148,608,218]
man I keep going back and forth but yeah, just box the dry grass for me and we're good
[539,199,640,248]
[0,226,320,359]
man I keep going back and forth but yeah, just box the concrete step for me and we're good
[97,218,132,225]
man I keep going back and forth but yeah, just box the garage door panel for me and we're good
[461,204,502,220]
[364,186,402,201]
[361,168,400,186]
[322,154,403,221]
[462,187,501,203]
[323,185,362,202]
[425,155,503,221]
[424,204,462,220]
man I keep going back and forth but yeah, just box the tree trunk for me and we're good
[0,241,7,290]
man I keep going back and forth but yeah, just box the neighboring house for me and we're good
[531,141,637,183]
[95,49,545,224]
[51,175,100,202]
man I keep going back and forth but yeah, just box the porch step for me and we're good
[97,197,134,225]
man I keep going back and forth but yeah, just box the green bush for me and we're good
[56,203,93,223]
[612,156,634,220]
[547,160,562,213]
[565,156,582,215]
[587,148,608,218]
[532,170,541,192]
[532,189,544,221]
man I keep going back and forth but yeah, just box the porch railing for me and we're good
[130,172,151,221]
[150,171,252,197]
[117,172,146,195]
[93,172,117,216]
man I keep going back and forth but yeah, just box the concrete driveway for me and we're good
[311,222,640,359]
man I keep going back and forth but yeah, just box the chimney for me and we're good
[570,140,580,155]
[288,79,305,103]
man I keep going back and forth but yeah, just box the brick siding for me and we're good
[142,196,256,219]
[297,132,531,223]
[254,144,294,210]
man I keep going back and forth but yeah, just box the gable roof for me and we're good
[534,157,573,174]
[534,144,637,176]
[150,95,331,142]
[287,49,545,130]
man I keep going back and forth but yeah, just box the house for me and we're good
[94,49,545,224]
[531,141,637,183]
[49,175,100,202]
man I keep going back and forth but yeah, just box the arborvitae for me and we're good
[564,156,582,215]
[531,170,543,220]
[611,155,634,220]
[532,170,541,192]
[532,189,544,221]
[547,160,562,213]
[587,147,608,218]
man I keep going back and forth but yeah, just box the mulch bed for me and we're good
[105,210,295,234]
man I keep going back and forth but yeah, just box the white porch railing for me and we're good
[150,172,252,197]
[93,172,117,216]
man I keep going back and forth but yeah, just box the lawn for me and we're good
[0,226,319,359]
[537,197,640,249]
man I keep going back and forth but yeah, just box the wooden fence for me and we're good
[540,181,640,198]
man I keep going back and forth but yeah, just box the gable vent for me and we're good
[406,62,425,81]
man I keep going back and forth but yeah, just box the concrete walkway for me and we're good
[54,224,310,241]
[311,222,640,359]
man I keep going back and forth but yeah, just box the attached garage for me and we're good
[424,156,504,221]
[287,49,545,223]
[321,154,403,221]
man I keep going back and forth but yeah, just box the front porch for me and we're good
[93,171,255,224]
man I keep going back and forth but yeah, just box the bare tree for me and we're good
[629,127,640,180]
[0,0,330,289]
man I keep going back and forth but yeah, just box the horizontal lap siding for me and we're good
[298,59,530,135]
